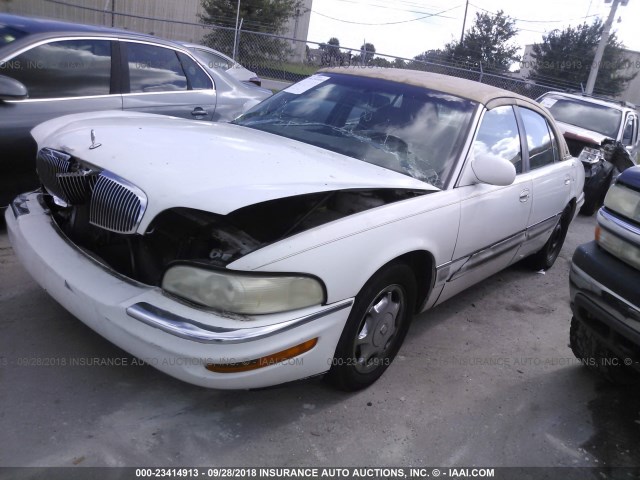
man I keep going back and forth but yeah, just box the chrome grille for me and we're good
[57,172,98,205]
[36,148,72,201]
[89,171,147,234]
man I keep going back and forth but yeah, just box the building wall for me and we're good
[0,0,313,60]
[619,49,640,106]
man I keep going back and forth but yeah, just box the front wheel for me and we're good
[326,263,416,391]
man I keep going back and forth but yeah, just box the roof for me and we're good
[0,13,152,39]
[319,67,534,106]
[540,91,636,112]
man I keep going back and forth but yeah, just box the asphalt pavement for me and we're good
[1,212,639,469]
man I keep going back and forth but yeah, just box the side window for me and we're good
[1,39,111,99]
[473,105,522,174]
[520,108,556,170]
[195,49,232,70]
[177,52,213,90]
[126,43,187,93]
[622,115,636,146]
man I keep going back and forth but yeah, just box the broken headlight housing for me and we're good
[162,265,325,315]
[578,146,604,164]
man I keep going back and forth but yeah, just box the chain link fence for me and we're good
[204,26,567,99]
[1,0,573,99]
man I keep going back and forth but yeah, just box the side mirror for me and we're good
[0,75,28,101]
[471,153,516,186]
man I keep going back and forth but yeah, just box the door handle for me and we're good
[519,189,530,203]
[564,175,571,185]
[191,107,207,117]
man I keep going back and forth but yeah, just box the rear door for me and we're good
[514,107,574,260]
[121,40,216,121]
[0,37,121,201]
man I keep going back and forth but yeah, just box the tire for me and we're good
[570,316,638,385]
[326,263,417,391]
[526,205,572,271]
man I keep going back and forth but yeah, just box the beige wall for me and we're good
[0,0,314,60]
[1,0,209,43]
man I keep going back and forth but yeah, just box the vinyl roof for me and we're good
[320,67,535,106]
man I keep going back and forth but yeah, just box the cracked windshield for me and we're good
[234,72,477,188]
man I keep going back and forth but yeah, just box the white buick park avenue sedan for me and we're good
[6,68,585,391]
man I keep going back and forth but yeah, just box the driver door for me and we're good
[436,105,532,305]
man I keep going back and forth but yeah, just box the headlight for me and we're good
[162,265,325,315]
[578,147,603,164]
[596,226,640,271]
[604,184,640,223]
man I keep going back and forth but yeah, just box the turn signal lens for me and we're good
[205,338,318,373]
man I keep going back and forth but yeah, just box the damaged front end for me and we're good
[563,133,635,215]
[37,148,429,287]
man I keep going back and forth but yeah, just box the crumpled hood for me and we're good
[32,111,436,231]
[555,120,609,146]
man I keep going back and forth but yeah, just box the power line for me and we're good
[311,5,462,26]
[468,2,601,24]
[327,0,457,18]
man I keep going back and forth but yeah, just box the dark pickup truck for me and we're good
[570,166,640,383]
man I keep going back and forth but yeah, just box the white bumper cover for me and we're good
[6,193,352,389]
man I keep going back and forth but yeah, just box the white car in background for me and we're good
[182,42,263,87]
[6,68,584,391]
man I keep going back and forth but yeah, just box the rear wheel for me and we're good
[326,263,416,391]
[526,205,572,271]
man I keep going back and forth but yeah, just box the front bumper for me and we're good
[6,193,353,389]
[570,241,640,371]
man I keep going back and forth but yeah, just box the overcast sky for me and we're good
[307,0,640,62]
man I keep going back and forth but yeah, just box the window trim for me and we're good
[515,105,559,171]
[1,36,116,101]
[622,113,637,146]
[120,39,214,95]
[0,35,215,101]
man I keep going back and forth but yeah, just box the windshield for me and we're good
[0,25,27,46]
[541,94,622,139]
[233,73,477,188]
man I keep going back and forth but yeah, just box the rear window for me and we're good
[540,94,622,139]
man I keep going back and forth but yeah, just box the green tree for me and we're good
[392,57,406,69]
[412,49,450,66]
[372,57,392,67]
[528,19,636,96]
[444,10,519,72]
[354,42,376,65]
[199,0,302,64]
[320,37,343,65]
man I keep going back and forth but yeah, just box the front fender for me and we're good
[228,189,462,303]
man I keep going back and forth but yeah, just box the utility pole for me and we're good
[585,0,628,94]
[111,0,115,27]
[232,0,241,61]
[460,0,469,44]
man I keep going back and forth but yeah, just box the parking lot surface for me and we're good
[1,212,639,469]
